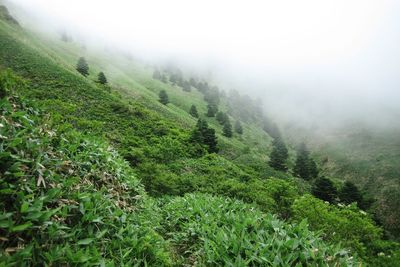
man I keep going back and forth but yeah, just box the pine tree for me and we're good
[222,120,233,138]
[161,74,167,83]
[159,90,169,105]
[216,111,227,125]
[234,121,243,134]
[76,57,89,76]
[339,181,363,205]
[293,143,310,180]
[204,127,218,153]
[189,104,199,118]
[97,72,107,84]
[312,177,338,203]
[206,104,218,117]
[308,158,319,179]
[190,119,218,153]
[269,137,289,171]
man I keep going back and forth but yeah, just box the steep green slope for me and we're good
[1,5,399,265]
[0,70,361,266]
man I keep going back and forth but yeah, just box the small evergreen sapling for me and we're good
[76,57,89,76]
[159,90,169,105]
[189,104,199,118]
[98,72,107,84]
[222,120,233,137]
[269,137,289,171]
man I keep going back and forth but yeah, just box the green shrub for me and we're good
[161,194,359,266]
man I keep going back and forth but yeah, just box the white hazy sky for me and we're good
[9,0,400,128]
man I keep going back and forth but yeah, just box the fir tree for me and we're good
[312,177,338,203]
[189,104,199,118]
[97,72,107,84]
[308,158,319,179]
[190,119,218,153]
[222,120,233,137]
[293,143,311,180]
[161,74,167,83]
[76,57,89,76]
[159,90,169,105]
[269,137,289,171]
[206,104,218,117]
[234,121,243,134]
[339,181,363,206]
[216,111,228,125]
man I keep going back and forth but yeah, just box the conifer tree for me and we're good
[76,57,89,76]
[269,137,289,171]
[308,158,319,179]
[339,181,363,205]
[216,111,227,125]
[312,177,338,203]
[190,118,218,153]
[161,74,167,83]
[159,90,169,105]
[206,104,218,117]
[189,104,199,118]
[294,143,311,179]
[169,74,177,85]
[97,72,107,84]
[222,120,233,138]
[234,121,243,134]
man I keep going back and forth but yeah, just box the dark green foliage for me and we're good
[159,90,169,105]
[234,120,243,134]
[339,181,363,205]
[216,111,228,125]
[190,119,218,153]
[169,74,177,84]
[269,137,289,171]
[294,143,319,180]
[206,103,218,117]
[152,69,161,80]
[161,74,167,83]
[189,104,198,118]
[0,72,172,266]
[308,158,319,179]
[97,71,107,84]
[312,177,338,203]
[292,195,400,264]
[222,119,233,138]
[76,57,89,76]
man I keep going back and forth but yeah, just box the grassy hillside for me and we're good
[1,4,399,265]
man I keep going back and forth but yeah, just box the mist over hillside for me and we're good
[6,0,400,132]
[1,0,400,265]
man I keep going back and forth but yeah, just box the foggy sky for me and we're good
[7,0,400,130]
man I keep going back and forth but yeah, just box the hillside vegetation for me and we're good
[0,5,399,266]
